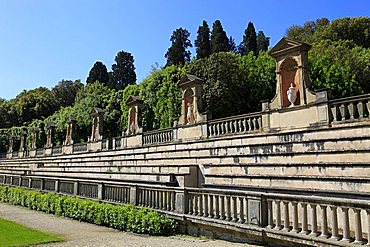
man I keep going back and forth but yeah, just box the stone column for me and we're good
[309,204,318,237]
[283,201,290,231]
[320,205,328,238]
[275,200,282,230]
[300,203,308,234]
[353,209,363,244]
[291,202,298,233]
[341,207,350,242]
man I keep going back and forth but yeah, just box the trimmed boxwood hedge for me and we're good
[0,186,177,235]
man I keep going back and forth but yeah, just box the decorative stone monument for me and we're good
[268,38,316,109]
[178,74,208,126]
[45,122,55,148]
[6,135,14,159]
[18,129,27,157]
[126,96,143,135]
[31,127,40,150]
[90,107,104,142]
[64,117,76,146]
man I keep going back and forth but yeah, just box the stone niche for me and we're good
[268,38,316,110]
[178,74,208,126]
[126,96,143,136]
[64,117,76,146]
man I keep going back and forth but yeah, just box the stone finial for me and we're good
[268,38,316,110]
[19,129,27,152]
[31,127,40,150]
[90,107,104,142]
[65,117,76,146]
[178,74,207,125]
[45,122,55,148]
[126,96,143,135]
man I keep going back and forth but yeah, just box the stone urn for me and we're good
[287,83,297,107]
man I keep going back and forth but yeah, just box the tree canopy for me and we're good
[109,51,137,90]
[194,20,211,59]
[211,20,230,53]
[165,28,192,66]
[86,61,109,86]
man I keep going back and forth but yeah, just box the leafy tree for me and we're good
[256,31,270,53]
[165,28,192,66]
[109,51,137,90]
[194,20,211,59]
[52,79,83,107]
[286,18,330,43]
[86,61,109,85]
[211,20,230,53]
[243,22,257,55]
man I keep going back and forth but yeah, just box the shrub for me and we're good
[0,186,177,235]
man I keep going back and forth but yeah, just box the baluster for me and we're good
[366,102,370,118]
[353,209,363,244]
[193,194,198,215]
[238,197,245,224]
[348,102,355,120]
[220,195,226,220]
[188,194,193,214]
[233,120,237,133]
[275,200,282,230]
[339,104,347,121]
[320,205,328,238]
[257,117,262,130]
[172,191,176,211]
[232,196,238,222]
[198,194,204,216]
[330,206,339,240]
[300,203,308,234]
[166,191,170,211]
[209,194,214,218]
[341,208,350,242]
[267,200,274,228]
[291,202,298,233]
[225,196,232,221]
[366,210,370,246]
[214,195,220,218]
[237,119,242,132]
[331,105,338,122]
[242,118,247,132]
[247,119,252,132]
[215,123,219,136]
[203,194,209,217]
[253,117,258,130]
[309,204,318,237]
[283,201,290,231]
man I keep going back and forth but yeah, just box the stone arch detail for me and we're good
[280,57,300,108]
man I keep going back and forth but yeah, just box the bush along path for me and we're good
[0,186,177,236]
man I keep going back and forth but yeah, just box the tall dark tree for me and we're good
[243,22,257,55]
[211,20,230,53]
[229,36,237,53]
[256,31,270,53]
[165,27,192,66]
[86,61,109,85]
[194,20,211,59]
[109,51,137,90]
[52,79,83,107]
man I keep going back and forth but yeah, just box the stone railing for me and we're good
[0,153,7,159]
[207,113,262,138]
[186,187,262,226]
[36,148,44,157]
[329,94,370,123]
[2,173,370,246]
[265,193,370,245]
[113,137,122,149]
[73,143,87,153]
[142,128,174,145]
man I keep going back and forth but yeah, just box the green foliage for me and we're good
[243,22,257,55]
[0,186,177,236]
[309,39,369,98]
[109,51,137,91]
[285,18,330,43]
[86,61,110,86]
[194,20,211,59]
[188,52,276,118]
[165,28,192,66]
[52,80,83,108]
[210,20,230,53]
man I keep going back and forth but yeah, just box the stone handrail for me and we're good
[52,146,62,155]
[36,148,44,157]
[329,93,370,123]
[142,128,174,145]
[207,112,262,138]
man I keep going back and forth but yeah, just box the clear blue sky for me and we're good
[0,0,369,100]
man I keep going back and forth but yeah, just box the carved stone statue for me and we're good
[287,83,297,107]
[65,117,75,146]
[31,128,39,150]
[186,103,194,125]
[8,136,13,153]
[19,130,27,152]
[90,108,104,142]
[45,122,55,148]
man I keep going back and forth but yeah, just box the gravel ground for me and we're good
[0,203,262,247]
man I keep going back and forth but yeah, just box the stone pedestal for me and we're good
[62,145,73,155]
[87,141,102,152]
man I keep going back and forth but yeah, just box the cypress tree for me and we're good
[211,20,230,53]
[243,22,257,55]
[165,27,192,66]
[194,20,211,59]
[257,31,270,53]
[86,61,109,86]
[109,51,137,91]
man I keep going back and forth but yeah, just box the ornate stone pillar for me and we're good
[64,117,76,146]
[18,129,27,157]
[45,122,55,148]
[90,107,104,142]
[125,96,143,136]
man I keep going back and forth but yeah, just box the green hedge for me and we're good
[0,186,177,235]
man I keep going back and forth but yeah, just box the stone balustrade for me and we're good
[329,94,370,123]
[265,193,370,245]
[137,185,177,212]
[52,146,62,155]
[207,113,262,138]
[36,148,44,157]
[73,143,87,153]
[142,128,174,145]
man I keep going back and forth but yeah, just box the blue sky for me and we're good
[0,0,369,100]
